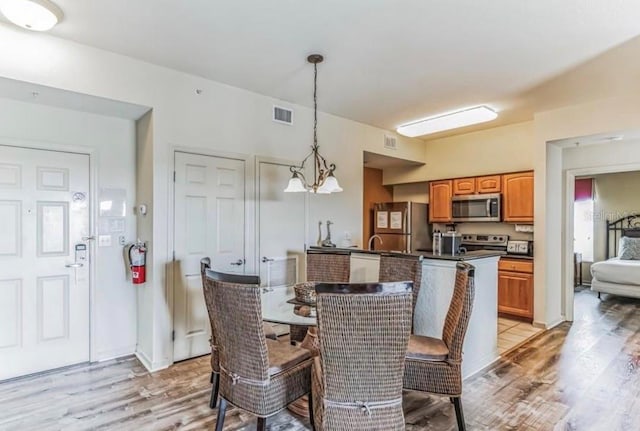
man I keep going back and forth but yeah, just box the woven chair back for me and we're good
[315,282,413,404]
[378,254,423,316]
[307,252,350,282]
[442,262,476,362]
[204,269,270,382]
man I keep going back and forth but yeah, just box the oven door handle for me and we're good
[486,199,491,216]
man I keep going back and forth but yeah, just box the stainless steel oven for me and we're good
[451,193,501,222]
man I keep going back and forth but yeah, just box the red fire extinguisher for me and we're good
[129,240,147,284]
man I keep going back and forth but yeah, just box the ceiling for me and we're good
[8,0,640,137]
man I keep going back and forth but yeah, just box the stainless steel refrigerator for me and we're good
[373,202,431,253]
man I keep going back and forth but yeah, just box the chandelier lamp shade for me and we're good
[284,54,343,194]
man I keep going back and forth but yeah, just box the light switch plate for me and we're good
[98,235,112,247]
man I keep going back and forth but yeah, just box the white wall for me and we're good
[0,23,425,370]
[0,97,137,361]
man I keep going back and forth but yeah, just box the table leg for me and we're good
[288,327,319,419]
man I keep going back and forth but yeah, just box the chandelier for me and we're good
[284,54,343,194]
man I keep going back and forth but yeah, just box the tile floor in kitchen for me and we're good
[498,316,543,355]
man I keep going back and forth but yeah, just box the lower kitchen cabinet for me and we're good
[498,258,533,320]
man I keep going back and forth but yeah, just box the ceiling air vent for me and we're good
[273,105,293,125]
[384,135,397,150]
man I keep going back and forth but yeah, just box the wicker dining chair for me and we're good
[204,269,314,431]
[290,251,352,343]
[403,262,476,431]
[200,258,277,409]
[378,254,423,323]
[311,281,414,431]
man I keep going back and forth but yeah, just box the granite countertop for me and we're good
[307,246,504,261]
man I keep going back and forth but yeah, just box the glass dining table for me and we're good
[261,286,320,354]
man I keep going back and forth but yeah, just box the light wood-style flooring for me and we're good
[2,289,639,430]
[497,317,543,355]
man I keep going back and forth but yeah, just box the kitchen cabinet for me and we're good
[453,178,476,195]
[350,253,380,283]
[502,171,534,223]
[429,180,453,223]
[476,175,502,193]
[498,258,533,320]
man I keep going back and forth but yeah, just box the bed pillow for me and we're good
[618,236,640,260]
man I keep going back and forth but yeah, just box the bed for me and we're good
[590,214,640,299]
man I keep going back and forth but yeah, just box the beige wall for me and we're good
[384,121,535,185]
[593,171,640,263]
[393,182,429,203]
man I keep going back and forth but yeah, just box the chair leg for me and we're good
[209,373,220,409]
[215,398,227,431]
[308,392,316,430]
[452,397,466,431]
[449,397,455,404]
[598,292,602,300]
[257,417,267,431]
[210,372,214,384]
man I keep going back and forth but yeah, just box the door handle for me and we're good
[65,263,84,268]
[261,256,274,263]
[82,236,96,241]
[230,259,245,266]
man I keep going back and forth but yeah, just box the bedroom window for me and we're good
[574,178,594,262]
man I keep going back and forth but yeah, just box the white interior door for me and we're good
[0,145,90,381]
[257,161,306,288]
[173,151,245,362]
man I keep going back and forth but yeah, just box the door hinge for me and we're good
[172,330,175,342]
[173,171,176,182]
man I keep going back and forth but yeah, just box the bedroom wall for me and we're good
[593,170,640,262]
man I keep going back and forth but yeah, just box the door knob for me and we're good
[65,263,84,268]
[261,256,274,263]
[230,259,245,266]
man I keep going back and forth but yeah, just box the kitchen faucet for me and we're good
[368,235,383,251]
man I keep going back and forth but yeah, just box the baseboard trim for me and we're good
[135,350,171,373]
[463,356,501,381]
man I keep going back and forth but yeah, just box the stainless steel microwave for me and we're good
[451,193,501,222]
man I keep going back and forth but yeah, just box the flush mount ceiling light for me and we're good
[0,0,63,31]
[284,54,342,194]
[396,106,498,138]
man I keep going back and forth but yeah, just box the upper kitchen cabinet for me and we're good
[429,180,453,222]
[502,171,534,223]
[476,175,502,194]
[453,177,476,195]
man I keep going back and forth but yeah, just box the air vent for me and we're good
[273,105,293,125]
[384,135,397,150]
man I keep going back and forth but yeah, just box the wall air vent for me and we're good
[384,135,397,150]
[273,105,293,125]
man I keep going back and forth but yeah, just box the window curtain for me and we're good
[575,178,593,202]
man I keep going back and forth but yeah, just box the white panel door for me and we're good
[257,161,306,287]
[0,146,90,381]
[173,152,245,361]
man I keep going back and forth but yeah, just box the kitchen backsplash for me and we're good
[432,222,534,241]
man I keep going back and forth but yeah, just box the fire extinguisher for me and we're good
[129,240,147,284]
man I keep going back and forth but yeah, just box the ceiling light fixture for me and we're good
[397,105,498,137]
[0,0,63,31]
[284,54,342,194]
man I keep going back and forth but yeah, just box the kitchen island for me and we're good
[307,246,500,378]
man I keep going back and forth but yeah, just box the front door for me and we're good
[173,151,246,361]
[0,145,91,381]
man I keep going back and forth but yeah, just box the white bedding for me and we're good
[591,258,640,286]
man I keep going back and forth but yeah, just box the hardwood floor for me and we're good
[1,289,639,430]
